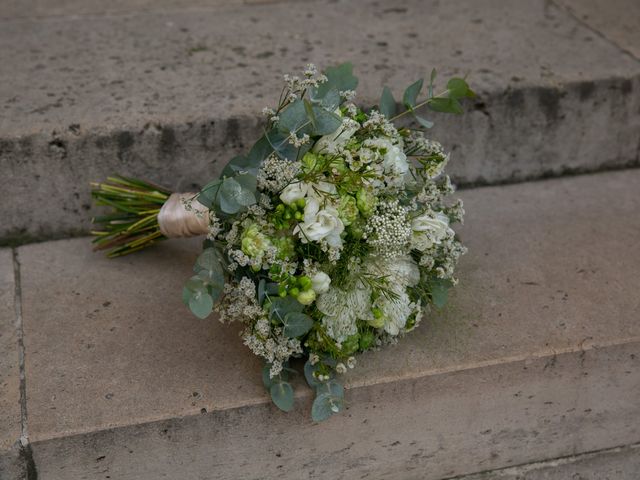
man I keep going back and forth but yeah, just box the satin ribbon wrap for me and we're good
[158,193,210,238]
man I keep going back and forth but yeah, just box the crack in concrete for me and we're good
[12,249,38,480]
[550,0,640,64]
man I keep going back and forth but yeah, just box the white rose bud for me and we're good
[310,271,331,294]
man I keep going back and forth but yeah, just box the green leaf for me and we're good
[247,135,274,163]
[310,105,342,135]
[282,312,313,338]
[234,172,257,196]
[183,275,207,305]
[429,68,437,98]
[196,179,223,208]
[278,100,310,134]
[428,97,463,114]
[304,360,322,388]
[265,129,303,161]
[379,86,396,118]
[447,77,475,99]
[269,296,304,321]
[313,62,358,101]
[262,364,274,388]
[270,381,295,412]
[194,248,225,289]
[319,89,341,110]
[403,79,424,109]
[414,114,434,129]
[311,392,344,422]
[221,155,259,178]
[188,291,214,319]
[431,278,453,308]
[218,177,256,214]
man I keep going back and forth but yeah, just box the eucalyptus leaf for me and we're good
[429,68,437,99]
[313,62,358,101]
[194,248,224,286]
[311,392,344,422]
[428,97,463,114]
[270,381,295,412]
[413,114,434,129]
[188,291,214,319]
[219,177,256,214]
[310,105,342,135]
[282,312,313,338]
[304,360,321,388]
[269,296,304,321]
[403,78,424,108]
[447,77,475,99]
[258,279,266,305]
[247,134,274,163]
[265,129,302,161]
[221,155,260,178]
[196,179,223,208]
[379,86,396,118]
[431,278,453,308]
[278,100,310,134]
[182,275,207,305]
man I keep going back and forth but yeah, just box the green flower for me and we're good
[356,188,377,217]
[273,236,295,260]
[301,152,320,173]
[241,223,272,259]
[297,289,317,305]
[337,195,359,226]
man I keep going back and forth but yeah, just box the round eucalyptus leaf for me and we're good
[304,360,321,388]
[282,312,313,338]
[188,291,214,319]
[311,392,344,422]
[270,381,295,412]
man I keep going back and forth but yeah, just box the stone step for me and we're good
[1,169,639,479]
[1,0,639,244]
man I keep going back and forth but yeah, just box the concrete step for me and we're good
[1,0,639,244]
[1,169,639,479]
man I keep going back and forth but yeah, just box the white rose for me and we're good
[411,211,453,250]
[382,141,409,178]
[310,271,331,294]
[294,198,344,246]
[279,182,308,205]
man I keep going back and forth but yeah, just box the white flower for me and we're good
[294,198,344,247]
[381,140,409,180]
[366,255,420,287]
[377,289,415,336]
[279,181,308,205]
[313,118,359,154]
[311,271,331,294]
[336,363,347,374]
[317,283,371,342]
[411,211,454,250]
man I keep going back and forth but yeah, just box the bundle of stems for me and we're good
[90,175,172,257]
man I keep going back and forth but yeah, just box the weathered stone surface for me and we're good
[0,249,26,479]
[18,170,640,479]
[1,0,639,243]
[555,0,640,60]
[462,443,640,479]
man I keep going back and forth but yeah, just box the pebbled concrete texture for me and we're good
[16,169,640,479]
[461,444,640,480]
[1,0,640,243]
[0,249,26,479]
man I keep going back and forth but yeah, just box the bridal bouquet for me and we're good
[91,63,473,421]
